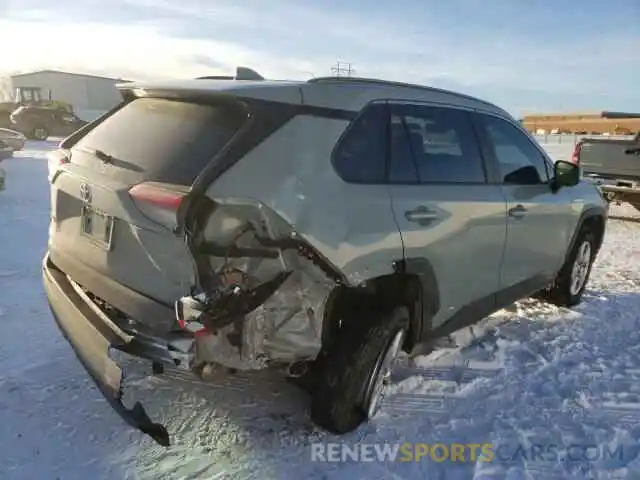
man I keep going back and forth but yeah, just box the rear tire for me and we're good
[310,305,409,434]
[542,228,596,307]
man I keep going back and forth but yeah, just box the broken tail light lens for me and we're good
[47,148,70,181]
[48,148,70,166]
[128,182,187,231]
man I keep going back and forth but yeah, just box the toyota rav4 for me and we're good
[43,67,608,446]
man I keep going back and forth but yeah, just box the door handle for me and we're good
[405,206,439,223]
[508,204,527,218]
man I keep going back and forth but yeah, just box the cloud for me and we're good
[0,0,638,114]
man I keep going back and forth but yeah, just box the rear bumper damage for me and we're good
[42,253,183,446]
[42,197,343,444]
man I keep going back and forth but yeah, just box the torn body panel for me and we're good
[178,197,337,370]
[173,113,403,371]
[199,114,405,286]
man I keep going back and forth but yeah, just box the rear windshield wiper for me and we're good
[74,145,143,172]
[76,145,117,164]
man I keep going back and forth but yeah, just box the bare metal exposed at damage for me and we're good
[175,197,337,371]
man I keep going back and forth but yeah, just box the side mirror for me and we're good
[553,160,580,189]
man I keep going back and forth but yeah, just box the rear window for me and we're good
[72,97,247,185]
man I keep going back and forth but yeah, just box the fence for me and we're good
[533,134,634,162]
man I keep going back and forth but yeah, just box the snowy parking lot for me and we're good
[1,141,640,479]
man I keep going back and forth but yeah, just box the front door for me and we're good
[475,113,574,297]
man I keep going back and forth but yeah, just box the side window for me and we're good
[332,104,387,184]
[481,115,549,185]
[388,104,486,184]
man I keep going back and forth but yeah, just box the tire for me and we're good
[543,228,596,307]
[31,126,49,141]
[310,305,409,434]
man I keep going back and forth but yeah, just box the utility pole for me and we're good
[331,61,355,77]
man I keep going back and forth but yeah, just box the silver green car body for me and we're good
[42,75,607,444]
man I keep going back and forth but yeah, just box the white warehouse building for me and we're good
[6,70,127,121]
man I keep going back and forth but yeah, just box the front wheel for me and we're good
[310,305,409,434]
[543,229,596,307]
[31,126,49,141]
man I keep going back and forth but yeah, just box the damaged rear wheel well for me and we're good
[322,274,423,353]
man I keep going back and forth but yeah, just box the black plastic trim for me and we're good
[394,257,441,345]
[429,275,550,341]
[564,206,608,262]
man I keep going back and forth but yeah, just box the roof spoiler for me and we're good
[196,66,265,81]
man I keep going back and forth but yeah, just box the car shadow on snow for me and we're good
[21,288,640,479]
[369,289,640,479]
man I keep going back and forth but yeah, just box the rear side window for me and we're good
[388,104,486,184]
[332,103,387,184]
[72,97,247,186]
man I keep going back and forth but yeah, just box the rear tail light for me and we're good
[50,149,70,165]
[47,148,70,181]
[128,182,187,231]
[571,143,582,164]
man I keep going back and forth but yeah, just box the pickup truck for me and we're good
[575,133,640,210]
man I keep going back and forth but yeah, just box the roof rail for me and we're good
[309,76,423,89]
[196,66,265,81]
[308,76,501,112]
[196,75,235,80]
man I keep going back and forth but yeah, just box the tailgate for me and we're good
[48,97,248,319]
[579,139,640,179]
[49,163,195,303]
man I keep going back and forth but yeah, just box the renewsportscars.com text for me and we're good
[310,442,628,464]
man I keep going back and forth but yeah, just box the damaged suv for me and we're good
[43,67,608,446]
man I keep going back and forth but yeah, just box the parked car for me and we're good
[0,140,12,161]
[43,69,608,446]
[9,106,88,140]
[573,132,640,210]
[0,128,26,151]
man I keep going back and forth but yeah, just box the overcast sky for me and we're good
[0,0,638,116]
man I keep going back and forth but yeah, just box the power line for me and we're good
[331,61,355,77]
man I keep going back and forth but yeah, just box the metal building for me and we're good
[7,70,127,121]
[522,111,640,135]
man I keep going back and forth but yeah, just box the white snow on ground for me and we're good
[1,143,640,479]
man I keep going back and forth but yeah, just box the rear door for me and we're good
[49,96,248,306]
[474,112,574,294]
[387,102,508,330]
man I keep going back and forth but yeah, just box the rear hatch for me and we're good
[48,96,248,317]
[579,137,640,179]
